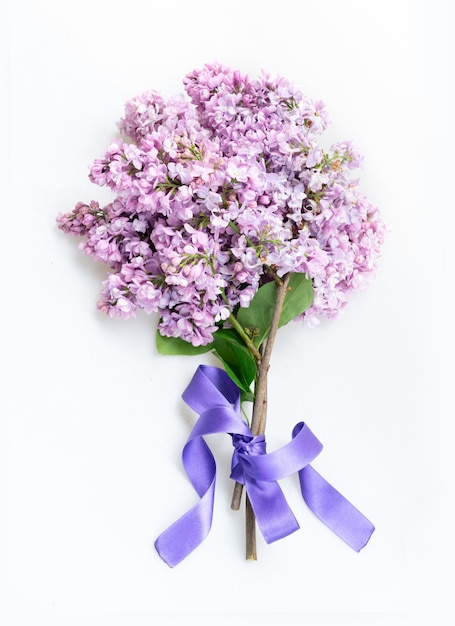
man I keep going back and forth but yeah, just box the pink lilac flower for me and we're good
[57,63,385,346]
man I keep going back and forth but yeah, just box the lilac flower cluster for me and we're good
[57,63,385,345]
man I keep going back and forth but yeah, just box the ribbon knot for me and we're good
[154,365,374,567]
[231,433,266,483]
[232,433,265,456]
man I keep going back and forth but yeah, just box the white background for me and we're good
[2,1,453,625]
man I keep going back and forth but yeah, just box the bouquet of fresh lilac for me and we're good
[57,63,385,565]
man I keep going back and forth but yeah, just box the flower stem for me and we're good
[245,495,257,560]
[227,312,262,363]
[231,273,292,560]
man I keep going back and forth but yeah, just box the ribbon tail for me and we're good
[246,478,300,544]
[298,464,375,552]
[154,437,216,567]
[154,480,215,567]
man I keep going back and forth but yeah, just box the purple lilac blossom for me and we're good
[57,63,385,345]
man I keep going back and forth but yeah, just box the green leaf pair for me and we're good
[156,273,313,403]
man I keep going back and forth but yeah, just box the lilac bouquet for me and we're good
[57,63,385,566]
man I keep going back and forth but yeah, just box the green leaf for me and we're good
[239,389,255,404]
[156,328,257,402]
[236,273,314,346]
[236,281,276,346]
[278,273,314,328]
[212,328,257,398]
[156,331,214,356]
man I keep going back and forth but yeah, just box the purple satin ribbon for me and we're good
[155,365,374,567]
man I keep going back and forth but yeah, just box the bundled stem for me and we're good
[231,273,292,560]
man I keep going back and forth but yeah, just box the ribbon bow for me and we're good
[155,365,374,567]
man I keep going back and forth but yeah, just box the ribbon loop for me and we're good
[154,365,375,567]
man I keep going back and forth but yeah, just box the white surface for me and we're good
[2,1,453,625]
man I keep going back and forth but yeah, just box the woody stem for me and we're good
[230,273,292,559]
